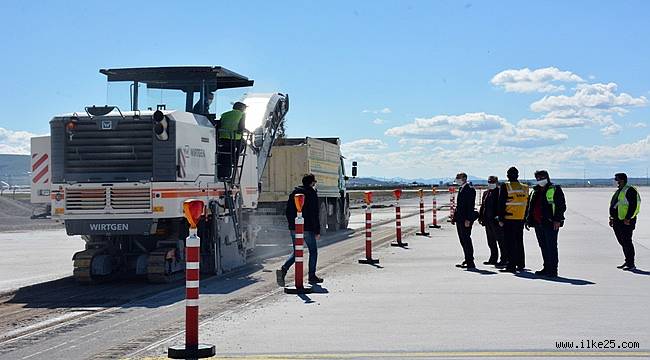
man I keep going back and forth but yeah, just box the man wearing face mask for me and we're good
[452,172,477,269]
[497,166,529,273]
[479,176,505,266]
[525,170,566,277]
[609,172,641,271]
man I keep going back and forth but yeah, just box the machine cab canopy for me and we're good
[99,66,254,114]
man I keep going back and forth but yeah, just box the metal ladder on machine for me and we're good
[216,131,253,248]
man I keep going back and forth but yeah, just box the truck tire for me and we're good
[319,200,328,235]
[328,200,342,231]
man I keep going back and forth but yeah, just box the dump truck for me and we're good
[33,66,288,283]
[258,137,350,234]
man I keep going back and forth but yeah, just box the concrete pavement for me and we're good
[139,187,650,359]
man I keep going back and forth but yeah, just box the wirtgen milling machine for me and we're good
[47,66,288,283]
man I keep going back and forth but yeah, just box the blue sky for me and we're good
[1,1,649,179]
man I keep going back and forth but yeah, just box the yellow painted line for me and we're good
[137,350,650,359]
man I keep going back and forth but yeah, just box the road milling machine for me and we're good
[44,66,288,283]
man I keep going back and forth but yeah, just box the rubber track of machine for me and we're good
[146,247,183,283]
[72,248,105,284]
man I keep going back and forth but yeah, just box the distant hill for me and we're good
[0,154,31,186]
[349,175,649,188]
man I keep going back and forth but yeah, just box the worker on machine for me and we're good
[217,101,247,180]
[192,92,214,114]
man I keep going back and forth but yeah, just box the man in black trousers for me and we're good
[525,170,566,277]
[609,172,641,271]
[452,172,477,269]
[479,175,505,266]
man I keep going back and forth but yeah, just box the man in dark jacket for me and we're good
[525,170,567,277]
[479,175,505,266]
[452,172,477,269]
[609,172,641,270]
[277,173,323,286]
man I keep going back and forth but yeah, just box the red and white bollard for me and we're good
[448,186,457,222]
[390,189,408,247]
[359,191,379,264]
[429,187,441,229]
[285,193,313,294]
[168,199,216,359]
[416,189,430,236]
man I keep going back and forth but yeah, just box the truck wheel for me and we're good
[319,201,328,235]
[328,200,342,231]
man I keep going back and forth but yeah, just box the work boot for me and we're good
[500,266,517,273]
[276,268,287,287]
[483,259,497,265]
[495,261,507,268]
[308,275,324,284]
[455,261,468,268]
[616,263,627,269]
[534,269,547,276]
[465,262,476,269]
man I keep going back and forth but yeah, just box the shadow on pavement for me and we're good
[7,264,263,309]
[466,268,498,275]
[515,271,595,285]
[627,268,650,276]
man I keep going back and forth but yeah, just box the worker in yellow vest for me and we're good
[609,172,641,271]
[497,167,529,273]
[525,170,566,277]
[217,101,247,180]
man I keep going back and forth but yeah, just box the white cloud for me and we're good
[362,107,391,114]
[520,83,647,134]
[601,124,622,136]
[491,67,584,93]
[497,128,568,148]
[372,118,386,125]
[341,138,387,155]
[530,82,647,113]
[0,127,41,155]
[385,112,508,138]
[630,122,647,128]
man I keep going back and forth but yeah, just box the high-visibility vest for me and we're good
[505,181,529,220]
[529,185,557,216]
[218,110,244,140]
[613,185,641,220]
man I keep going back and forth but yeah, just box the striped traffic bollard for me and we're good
[429,187,441,229]
[285,193,313,294]
[448,186,456,223]
[416,189,430,236]
[390,189,408,247]
[169,199,216,360]
[359,191,379,264]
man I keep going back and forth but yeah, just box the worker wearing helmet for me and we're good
[216,101,247,180]
[497,166,530,273]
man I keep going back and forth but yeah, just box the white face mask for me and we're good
[537,178,548,187]
[456,178,465,185]
[487,183,497,190]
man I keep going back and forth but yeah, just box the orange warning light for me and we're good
[392,189,402,200]
[183,199,205,229]
[364,191,373,205]
[294,193,305,213]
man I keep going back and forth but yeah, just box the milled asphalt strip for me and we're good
[125,224,422,359]
[0,205,441,357]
